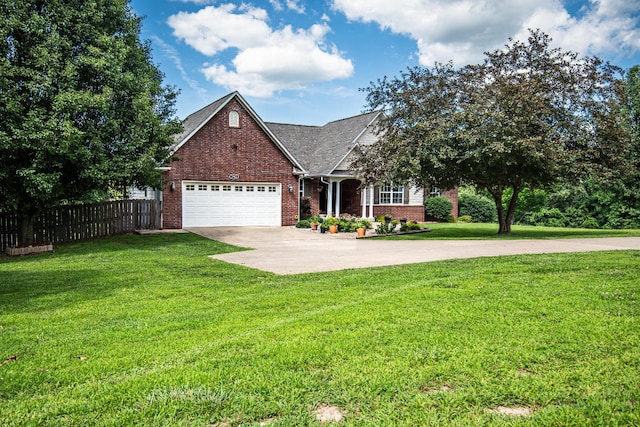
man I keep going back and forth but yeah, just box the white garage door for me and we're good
[182,181,282,227]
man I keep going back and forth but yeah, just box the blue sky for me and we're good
[130,0,640,125]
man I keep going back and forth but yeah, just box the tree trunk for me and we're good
[504,186,522,235]
[491,184,522,235]
[488,188,511,234]
[18,212,36,247]
[497,208,510,234]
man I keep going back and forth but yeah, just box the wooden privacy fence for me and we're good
[0,200,161,252]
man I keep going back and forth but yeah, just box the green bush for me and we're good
[425,196,453,222]
[459,193,497,223]
[295,220,310,228]
[338,217,359,232]
[458,215,472,223]
[400,221,421,231]
[524,208,567,227]
[376,220,398,234]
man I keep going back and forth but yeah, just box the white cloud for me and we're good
[269,0,305,13]
[168,4,353,97]
[332,0,640,65]
[150,36,207,97]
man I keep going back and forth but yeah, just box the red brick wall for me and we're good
[162,98,299,228]
[372,206,425,222]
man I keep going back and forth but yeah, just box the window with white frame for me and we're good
[379,184,404,204]
[229,111,240,128]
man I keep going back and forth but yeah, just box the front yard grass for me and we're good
[1,233,639,426]
[390,222,640,239]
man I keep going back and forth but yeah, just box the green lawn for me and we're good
[1,233,639,426]
[389,222,640,239]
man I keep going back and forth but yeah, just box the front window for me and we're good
[379,184,404,204]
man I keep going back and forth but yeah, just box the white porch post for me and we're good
[361,184,367,218]
[334,180,341,217]
[327,179,333,217]
[368,184,375,219]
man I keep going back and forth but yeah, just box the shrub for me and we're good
[295,220,310,228]
[458,193,497,223]
[400,221,421,231]
[525,208,567,227]
[425,196,453,222]
[338,216,359,232]
[376,220,398,234]
[458,215,472,223]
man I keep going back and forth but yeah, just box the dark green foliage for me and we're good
[425,196,453,222]
[458,192,497,223]
[400,221,421,231]
[518,179,640,229]
[0,0,181,245]
[356,30,633,234]
[295,220,310,228]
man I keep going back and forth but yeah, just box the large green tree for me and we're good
[0,0,181,245]
[356,30,632,233]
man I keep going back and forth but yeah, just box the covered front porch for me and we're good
[302,177,375,219]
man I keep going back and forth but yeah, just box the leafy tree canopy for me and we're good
[0,0,182,244]
[355,30,633,233]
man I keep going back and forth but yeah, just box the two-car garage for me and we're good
[181,181,282,227]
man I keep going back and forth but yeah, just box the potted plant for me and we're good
[324,216,339,234]
[356,219,372,237]
[309,216,320,230]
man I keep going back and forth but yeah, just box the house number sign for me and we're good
[229,174,239,181]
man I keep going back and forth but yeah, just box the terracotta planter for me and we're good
[311,223,318,230]
[356,227,367,237]
[329,224,339,234]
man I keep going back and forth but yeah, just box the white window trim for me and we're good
[379,183,404,205]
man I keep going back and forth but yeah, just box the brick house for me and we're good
[160,92,457,228]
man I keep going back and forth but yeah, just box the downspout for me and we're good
[298,176,303,221]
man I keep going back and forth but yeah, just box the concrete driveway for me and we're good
[185,227,640,275]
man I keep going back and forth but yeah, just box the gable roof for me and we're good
[172,92,382,177]
[266,110,382,176]
[171,92,305,172]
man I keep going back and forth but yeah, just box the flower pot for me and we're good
[320,226,326,234]
[311,223,318,230]
[356,227,366,237]
[329,224,339,234]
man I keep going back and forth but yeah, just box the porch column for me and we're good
[327,179,333,217]
[368,184,375,220]
[361,184,367,218]
[334,180,341,217]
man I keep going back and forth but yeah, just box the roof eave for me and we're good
[327,111,383,175]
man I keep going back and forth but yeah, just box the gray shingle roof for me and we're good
[171,91,381,176]
[170,92,236,152]
[266,111,381,175]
